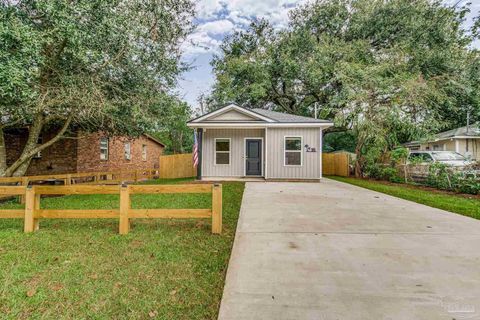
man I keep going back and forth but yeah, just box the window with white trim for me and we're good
[284,137,302,166]
[124,142,131,160]
[100,137,109,160]
[215,138,230,165]
[142,144,147,161]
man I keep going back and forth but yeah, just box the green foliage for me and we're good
[151,97,193,154]
[210,0,480,176]
[425,162,480,195]
[426,162,454,190]
[455,177,480,195]
[390,147,409,164]
[0,0,194,175]
[323,131,356,152]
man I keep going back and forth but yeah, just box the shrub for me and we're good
[426,162,453,190]
[381,167,403,183]
[455,176,480,195]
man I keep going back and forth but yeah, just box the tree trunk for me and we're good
[4,113,73,177]
[6,113,44,177]
[0,127,7,176]
[354,140,364,178]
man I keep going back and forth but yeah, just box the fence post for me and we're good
[34,193,41,231]
[212,184,222,234]
[65,174,72,186]
[134,170,138,182]
[119,184,130,235]
[24,186,36,233]
[20,177,29,204]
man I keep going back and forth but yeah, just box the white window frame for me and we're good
[284,136,303,167]
[100,137,109,160]
[124,142,131,160]
[214,138,231,166]
[142,144,147,161]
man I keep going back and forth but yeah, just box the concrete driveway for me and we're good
[218,179,480,320]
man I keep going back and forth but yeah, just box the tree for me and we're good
[210,0,479,176]
[0,0,194,176]
[152,97,193,154]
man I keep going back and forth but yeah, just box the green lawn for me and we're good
[329,176,480,220]
[0,178,245,319]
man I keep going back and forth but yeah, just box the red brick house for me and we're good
[5,129,165,175]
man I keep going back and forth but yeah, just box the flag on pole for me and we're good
[193,129,199,168]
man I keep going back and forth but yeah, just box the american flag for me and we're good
[193,129,199,168]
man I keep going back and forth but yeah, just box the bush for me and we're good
[381,167,403,183]
[455,176,480,195]
[364,163,383,179]
[426,162,453,190]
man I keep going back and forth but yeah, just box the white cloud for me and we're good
[199,19,235,35]
[182,0,306,58]
[181,20,236,58]
[195,0,223,20]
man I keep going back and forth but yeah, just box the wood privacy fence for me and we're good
[0,184,222,235]
[159,153,196,179]
[322,153,350,177]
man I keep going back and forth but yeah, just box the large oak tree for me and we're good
[0,0,194,176]
[210,0,480,176]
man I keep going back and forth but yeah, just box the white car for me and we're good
[408,151,475,167]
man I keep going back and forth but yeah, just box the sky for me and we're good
[176,0,480,109]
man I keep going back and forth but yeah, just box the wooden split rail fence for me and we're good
[0,184,222,235]
[0,168,160,203]
[0,168,160,187]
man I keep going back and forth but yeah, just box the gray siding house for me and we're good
[187,104,333,181]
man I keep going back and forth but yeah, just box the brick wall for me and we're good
[5,129,78,175]
[76,132,164,172]
[5,129,164,175]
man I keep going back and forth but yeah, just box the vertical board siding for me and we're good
[202,129,265,177]
[159,153,196,178]
[322,153,349,176]
[266,128,321,179]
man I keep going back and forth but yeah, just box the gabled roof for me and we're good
[404,123,480,146]
[189,104,275,123]
[435,124,480,139]
[144,134,166,147]
[187,104,333,128]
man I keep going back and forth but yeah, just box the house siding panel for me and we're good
[209,110,257,121]
[202,129,264,177]
[266,128,321,179]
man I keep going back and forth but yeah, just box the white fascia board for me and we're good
[187,122,334,129]
[190,104,275,123]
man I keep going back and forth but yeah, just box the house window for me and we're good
[34,135,43,159]
[215,138,230,165]
[284,136,302,166]
[433,144,443,151]
[100,137,109,160]
[124,142,131,160]
[142,144,147,161]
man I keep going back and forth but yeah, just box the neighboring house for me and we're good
[404,124,480,160]
[5,129,165,175]
[187,104,333,180]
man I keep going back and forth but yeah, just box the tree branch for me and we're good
[5,113,74,176]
